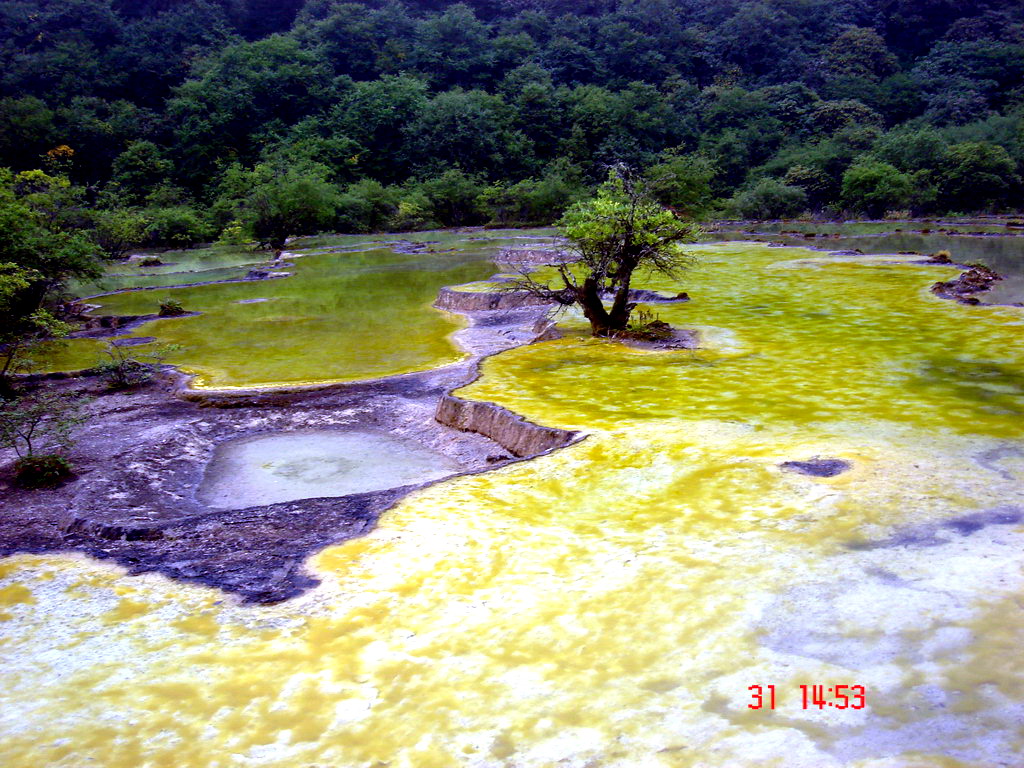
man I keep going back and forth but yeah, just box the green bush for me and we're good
[335,179,399,233]
[215,220,250,246]
[388,195,437,231]
[95,342,178,389]
[840,161,914,217]
[14,454,72,489]
[414,170,487,227]
[479,174,587,227]
[1,390,88,489]
[144,206,211,247]
[158,298,186,317]
[730,179,808,219]
[620,307,673,341]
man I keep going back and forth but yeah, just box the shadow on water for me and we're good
[847,505,1024,551]
[912,357,1024,417]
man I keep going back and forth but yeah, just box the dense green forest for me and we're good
[1,0,1023,246]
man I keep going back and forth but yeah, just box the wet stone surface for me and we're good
[780,457,852,477]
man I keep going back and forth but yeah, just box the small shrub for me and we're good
[216,219,251,246]
[144,206,210,248]
[619,308,674,341]
[14,454,72,489]
[158,298,186,317]
[928,250,953,263]
[1,391,89,488]
[138,256,163,267]
[96,342,178,389]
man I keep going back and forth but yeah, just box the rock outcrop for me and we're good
[434,287,554,312]
[931,264,1003,305]
[495,247,574,268]
[780,458,851,477]
[435,393,578,458]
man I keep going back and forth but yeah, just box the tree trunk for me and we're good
[579,276,613,336]
[607,286,634,331]
[607,267,636,331]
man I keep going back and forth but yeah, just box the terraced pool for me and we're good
[3,240,1024,766]
[46,230,556,388]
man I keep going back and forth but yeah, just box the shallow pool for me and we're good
[198,430,461,509]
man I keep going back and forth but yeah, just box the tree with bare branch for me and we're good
[513,166,700,337]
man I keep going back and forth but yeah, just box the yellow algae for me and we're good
[1,243,1023,766]
[0,584,35,606]
[102,598,152,623]
[171,612,221,636]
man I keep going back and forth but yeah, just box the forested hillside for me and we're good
[2,0,1023,239]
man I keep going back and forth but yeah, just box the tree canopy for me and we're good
[0,0,1022,237]
[516,168,700,337]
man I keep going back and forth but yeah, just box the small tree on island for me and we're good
[514,167,700,337]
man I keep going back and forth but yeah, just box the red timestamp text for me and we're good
[747,684,866,710]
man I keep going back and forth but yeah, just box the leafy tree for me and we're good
[168,35,334,184]
[335,179,399,233]
[293,1,415,80]
[239,163,341,249]
[412,3,496,89]
[335,76,429,183]
[841,161,914,217]
[819,27,898,104]
[731,178,808,220]
[646,151,717,217]
[415,169,487,227]
[936,141,1020,212]
[406,89,520,178]
[0,97,56,168]
[479,160,587,226]
[514,167,700,337]
[110,141,173,204]
[0,168,98,388]
[782,165,833,210]
[144,205,211,248]
[871,128,949,172]
[96,341,179,389]
[91,207,149,259]
[808,100,884,135]
[912,39,1024,124]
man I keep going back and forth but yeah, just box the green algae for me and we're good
[729,219,1023,237]
[713,231,1024,304]
[45,240,516,388]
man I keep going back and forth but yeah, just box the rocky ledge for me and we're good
[435,285,691,314]
[494,246,574,268]
[436,393,579,458]
[931,264,1004,305]
[434,286,553,312]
